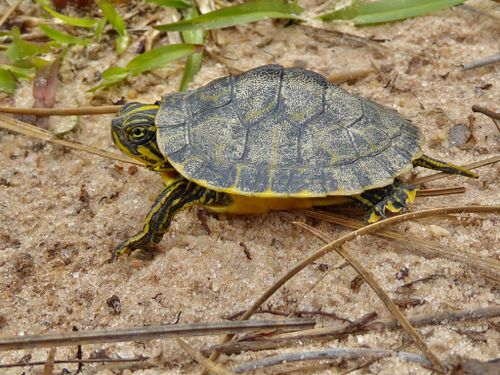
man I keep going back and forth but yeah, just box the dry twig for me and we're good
[0,0,23,28]
[231,347,432,373]
[207,306,500,355]
[461,53,500,71]
[0,114,142,166]
[177,338,236,375]
[207,206,498,370]
[295,221,446,373]
[0,319,314,351]
[0,105,121,116]
[299,210,500,282]
[472,105,500,132]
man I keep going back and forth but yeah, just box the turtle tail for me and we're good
[414,154,478,178]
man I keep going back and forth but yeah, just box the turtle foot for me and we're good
[352,181,417,224]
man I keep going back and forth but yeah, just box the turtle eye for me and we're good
[132,127,145,138]
[127,125,148,141]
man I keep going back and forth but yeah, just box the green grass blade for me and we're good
[94,17,107,41]
[43,6,97,28]
[126,43,203,75]
[319,0,466,23]
[155,0,303,32]
[0,64,35,79]
[0,69,17,94]
[88,67,129,92]
[39,25,89,45]
[145,0,193,8]
[179,6,205,91]
[355,0,465,24]
[6,28,50,63]
[98,0,126,35]
[98,0,129,53]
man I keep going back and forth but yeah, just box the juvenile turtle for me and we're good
[111,64,477,258]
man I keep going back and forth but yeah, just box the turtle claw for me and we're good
[111,242,133,262]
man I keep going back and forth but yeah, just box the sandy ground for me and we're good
[0,0,499,374]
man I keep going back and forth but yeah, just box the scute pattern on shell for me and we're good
[156,65,422,197]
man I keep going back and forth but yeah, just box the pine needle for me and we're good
[298,210,500,282]
[176,338,237,375]
[0,114,141,166]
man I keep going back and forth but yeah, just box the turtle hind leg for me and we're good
[353,181,417,224]
[414,154,478,178]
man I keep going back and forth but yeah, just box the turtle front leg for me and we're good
[353,181,417,224]
[113,178,230,260]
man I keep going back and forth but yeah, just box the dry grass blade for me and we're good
[295,221,445,373]
[208,306,500,355]
[412,155,499,184]
[0,319,314,351]
[416,186,465,196]
[43,348,56,375]
[0,356,149,369]
[326,69,374,83]
[461,53,500,70]
[299,210,500,282]
[472,105,500,132]
[0,0,22,28]
[0,114,142,166]
[176,338,237,375]
[0,105,121,116]
[207,206,498,369]
[231,348,433,373]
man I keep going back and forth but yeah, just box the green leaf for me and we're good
[39,25,89,45]
[98,0,126,35]
[98,1,129,53]
[0,69,17,94]
[126,43,202,75]
[94,17,107,40]
[102,66,129,80]
[179,6,204,91]
[6,28,50,63]
[116,34,130,54]
[319,0,466,24]
[155,0,303,32]
[0,64,35,79]
[43,6,97,28]
[145,0,193,8]
[88,66,130,92]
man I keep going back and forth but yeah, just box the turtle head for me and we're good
[111,102,167,170]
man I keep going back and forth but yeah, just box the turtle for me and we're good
[111,64,477,259]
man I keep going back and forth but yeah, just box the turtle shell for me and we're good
[155,65,423,197]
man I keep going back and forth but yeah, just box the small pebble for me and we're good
[449,123,471,147]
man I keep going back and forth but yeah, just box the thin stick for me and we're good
[472,105,500,132]
[0,319,314,351]
[0,105,121,116]
[0,356,149,369]
[416,186,465,197]
[231,348,432,373]
[412,155,500,184]
[472,105,500,121]
[176,338,237,375]
[461,53,500,71]
[206,206,498,368]
[326,69,374,83]
[0,114,142,166]
[0,0,23,28]
[295,222,445,373]
[208,306,500,355]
